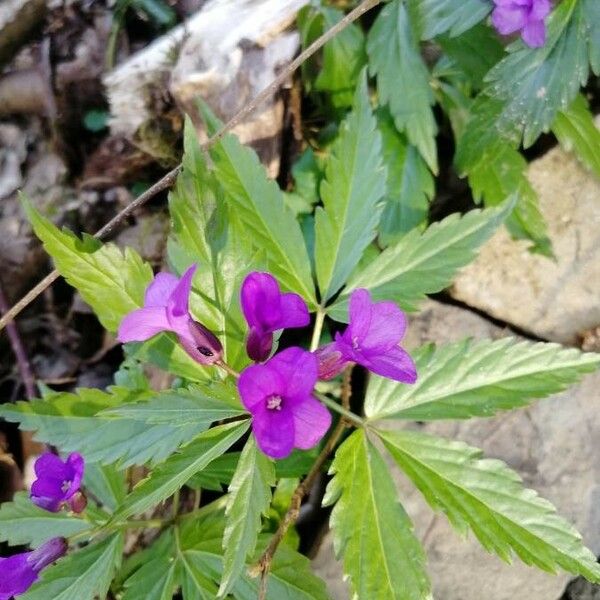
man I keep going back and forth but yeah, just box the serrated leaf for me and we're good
[114,421,249,520]
[199,104,316,308]
[23,199,152,332]
[407,0,492,39]
[485,0,589,147]
[368,1,437,172]
[324,429,431,600]
[21,533,123,600]
[219,437,275,596]
[376,109,433,246]
[328,202,511,320]
[0,492,90,547]
[180,552,219,599]
[315,72,385,301]
[365,338,600,421]
[552,93,600,179]
[0,387,207,468]
[379,429,600,582]
[84,463,126,511]
[168,119,255,369]
[103,385,245,425]
[122,557,177,600]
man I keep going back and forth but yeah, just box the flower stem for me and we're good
[309,308,326,352]
[318,394,364,427]
[216,360,239,379]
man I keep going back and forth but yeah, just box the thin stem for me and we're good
[172,489,180,520]
[216,360,240,379]
[309,308,326,352]
[0,0,382,336]
[318,394,364,427]
[254,366,356,598]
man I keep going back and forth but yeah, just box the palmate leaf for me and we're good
[407,0,492,39]
[365,338,600,421]
[376,109,433,246]
[168,120,255,370]
[324,429,431,600]
[484,0,590,147]
[23,199,152,332]
[0,387,207,468]
[200,104,316,309]
[0,492,90,547]
[315,71,385,302]
[219,437,275,597]
[368,1,437,172]
[327,201,511,321]
[122,557,177,600]
[379,429,600,582]
[113,421,249,520]
[84,463,126,511]
[552,94,600,179]
[21,533,123,600]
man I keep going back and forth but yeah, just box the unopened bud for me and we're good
[314,344,348,380]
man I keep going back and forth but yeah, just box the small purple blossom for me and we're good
[31,452,85,513]
[241,272,310,362]
[118,264,223,365]
[316,289,417,384]
[491,0,551,48]
[0,537,67,600]
[238,347,331,459]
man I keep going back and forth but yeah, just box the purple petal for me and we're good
[314,343,348,380]
[34,453,68,481]
[491,5,528,34]
[252,405,295,459]
[117,307,170,342]
[63,453,85,500]
[241,272,282,330]
[359,345,417,384]
[144,272,179,308]
[530,0,551,21]
[30,486,62,512]
[0,554,38,600]
[166,264,197,337]
[278,293,310,329]
[246,327,274,362]
[292,396,332,450]
[267,347,318,401]
[238,362,284,411]
[27,538,67,572]
[521,19,546,47]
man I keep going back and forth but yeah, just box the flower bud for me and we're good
[68,491,87,514]
[314,344,348,380]
[180,320,223,365]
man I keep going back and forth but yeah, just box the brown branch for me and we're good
[254,366,355,600]
[0,0,382,336]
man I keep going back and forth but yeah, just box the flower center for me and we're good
[266,395,283,411]
[352,336,360,351]
[61,480,71,493]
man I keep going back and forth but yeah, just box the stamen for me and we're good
[266,395,282,411]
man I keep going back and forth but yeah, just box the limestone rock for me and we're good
[451,143,600,345]
[312,300,600,600]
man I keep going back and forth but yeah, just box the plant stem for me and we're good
[216,360,240,379]
[172,489,180,520]
[310,308,326,352]
[318,394,364,427]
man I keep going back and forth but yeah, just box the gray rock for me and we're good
[451,143,600,345]
[312,300,600,600]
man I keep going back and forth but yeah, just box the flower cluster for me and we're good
[491,0,552,48]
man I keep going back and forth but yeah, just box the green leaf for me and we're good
[84,463,127,511]
[408,0,492,39]
[122,557,177,600]
[376,109,433,246]
[365,338,600,421]
[21,533,123,600]
[0,387,207,467]
[23,199,152,332]
[168,120,255,369]
[368,1,437,172]
[552,93,600,179]
[315,72,385,301]
[114,421,249,520]
[102,385,246,425]
[583,0,600,74]
[324,430,431,600]
[328,202,511,320]
[379,429,600,582]
[0,492,90,547]
[485,0,589,147]
[180,552,219,599]
[199,104,316,308]
[219,437,275,596]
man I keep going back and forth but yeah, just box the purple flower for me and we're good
[238,347,331,459]
[118,264,223,365]
[241,272,310,362]
[31,452,86,513]
[491,0,551,48]
[0,538,67,600]
[317,289,417,383]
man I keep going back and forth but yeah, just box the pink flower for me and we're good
[118,264,222,365]
[491,0,552,48]
[238,347,331,459]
